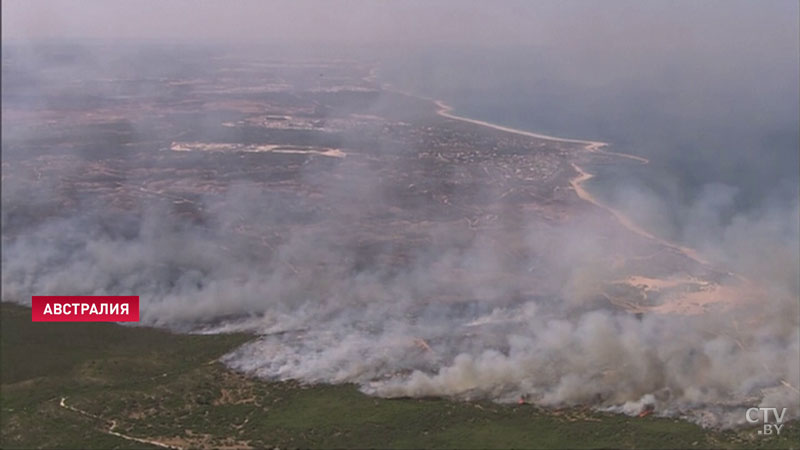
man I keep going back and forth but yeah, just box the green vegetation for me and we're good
[1,302,797,449]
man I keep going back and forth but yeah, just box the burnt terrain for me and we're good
[2,45,730,322]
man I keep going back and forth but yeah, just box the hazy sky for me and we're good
[3,0,798,53]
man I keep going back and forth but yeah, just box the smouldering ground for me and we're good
[2,303,797,449]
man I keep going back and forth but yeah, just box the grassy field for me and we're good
[1,302,797,449]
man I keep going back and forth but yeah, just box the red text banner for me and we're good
[31,296,140,322]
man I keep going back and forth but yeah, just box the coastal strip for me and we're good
[431,99,708,266]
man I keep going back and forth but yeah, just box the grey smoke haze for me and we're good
[2,0,799,430]
[3,1,796,51]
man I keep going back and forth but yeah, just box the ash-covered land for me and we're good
[2,44,798,429]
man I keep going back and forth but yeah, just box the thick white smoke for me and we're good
[3,178,797,428]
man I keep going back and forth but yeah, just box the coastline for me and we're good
[431,99,709,266]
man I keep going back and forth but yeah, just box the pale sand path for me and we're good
[60,397,182,449]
